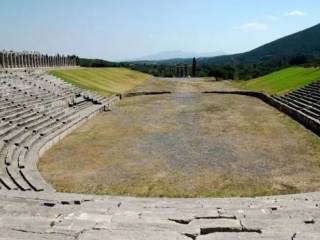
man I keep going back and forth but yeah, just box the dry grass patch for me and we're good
[39,79,320,197]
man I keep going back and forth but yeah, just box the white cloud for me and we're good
[285,10,307,17]
[236,22,268,31]
[265,15,280,21]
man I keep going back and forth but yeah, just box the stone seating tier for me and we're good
[0,69,114,192]
[273,80,320,121]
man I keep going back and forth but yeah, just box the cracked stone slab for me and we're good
[78,229,190,240]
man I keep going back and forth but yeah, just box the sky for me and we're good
[0,0,319,61]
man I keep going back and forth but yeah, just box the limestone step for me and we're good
[3,128,26,143]
[17,147,28,169]
[0,174,18,190]
[0,106,26,118]
[6,166,31,191]
[2,108,33,122]
[0,125,16,138]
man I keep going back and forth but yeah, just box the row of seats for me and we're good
[273,80,320,120]
[0,70,111,192]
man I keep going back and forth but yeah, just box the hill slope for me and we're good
[50,68,150,96]
[243,23,320,60]
[128,23,320,79]
[238,67,320,95]
[128,50,226,62]
[158,23,320,65]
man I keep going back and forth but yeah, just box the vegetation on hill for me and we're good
[237,67,320,95]
[79,58,120,68]
[49,68,150,96]
[125,23,320,80]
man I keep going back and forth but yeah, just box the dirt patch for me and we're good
[39,78,320,197]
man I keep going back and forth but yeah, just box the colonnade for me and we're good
[0,50,78,69]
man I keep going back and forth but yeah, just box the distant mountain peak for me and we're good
[129,50,226,61]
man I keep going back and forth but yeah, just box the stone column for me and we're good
[16,53,19,68]
[8,52,11,68]
[43,55,46,67]
[19,53,23,68]
[31,53,34,68]
[36,54,40,68]
[25,53,29,68]
[21,53,25,68]
[45,55,48,67]
[43,54,46,67]
[60,55,63,66]
[14,52,18,68]
[25,53,28,68]
[34,53,37,68]
[0,51,3,69]
[28,53,32,68]
[38,54,41,67]
[13,52,16,68]
[12,52,16,68]
[33,53,36,68]
[7,52,10,68]
[40,54,44,68]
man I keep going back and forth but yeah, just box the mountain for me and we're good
[242,23,320,60]
[128,50,226,62]
[201,23,320,66]
[125,23,320,79]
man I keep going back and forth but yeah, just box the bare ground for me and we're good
[39,78,320,197]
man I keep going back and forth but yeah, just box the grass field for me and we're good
[237,67,320,95]
[50,68,151,96]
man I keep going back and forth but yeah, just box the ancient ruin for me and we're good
[0,50,77,69]
[0,66,319,239]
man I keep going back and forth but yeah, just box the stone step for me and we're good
[0,125,17,138]
[0,106,26,118]
[0,174,18,190]
[17,147,28,169]
[6,166,32,191]
[3,128,26,143]
[2,108,33,122]
[4,144,16,165]
[301,108,319,119]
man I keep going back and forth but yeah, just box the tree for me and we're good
[192,57,197,77]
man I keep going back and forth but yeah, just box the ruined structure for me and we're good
[170,64,192,78]
[0,50,77,69]
[0,69,319,239]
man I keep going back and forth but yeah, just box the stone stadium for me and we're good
[0,50,320,240]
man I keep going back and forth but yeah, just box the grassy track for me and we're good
[49,68,151,96]
[39,78,320,197]
[237,67,320,95]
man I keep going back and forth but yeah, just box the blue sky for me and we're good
[0,0,319,61]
